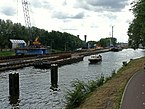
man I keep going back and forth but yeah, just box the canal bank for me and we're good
[76,57,145,109]
[0,49,109,71]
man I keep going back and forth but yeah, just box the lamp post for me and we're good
[112,26,114,38]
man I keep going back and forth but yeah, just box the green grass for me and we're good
[65,80,88,109]
[65,75,105,109]
[0,51,15,57]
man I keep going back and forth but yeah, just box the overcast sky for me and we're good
[0,0,134,42]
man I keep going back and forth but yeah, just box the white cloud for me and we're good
[0,0,134,42]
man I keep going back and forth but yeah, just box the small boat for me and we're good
[88,55,102,64]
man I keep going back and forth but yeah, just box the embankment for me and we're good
[77,57,145,109]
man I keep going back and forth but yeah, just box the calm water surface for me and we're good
[0,49,145,109]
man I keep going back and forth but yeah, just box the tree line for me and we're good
[86,37,117,49]
[0,18,118,51]
[128,0,145,48]
[0,19,84,51]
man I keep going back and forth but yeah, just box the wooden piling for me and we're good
[122,61,127,66]
[9,73,19,97]
[50,64,58,90]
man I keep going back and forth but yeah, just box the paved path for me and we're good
[120,69,145,109]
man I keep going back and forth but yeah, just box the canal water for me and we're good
[0,49,145,109]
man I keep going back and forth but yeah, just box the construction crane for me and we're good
[21,0,32,44]
[15,0,48,55]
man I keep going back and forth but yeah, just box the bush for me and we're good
[65,75,105,109]
[65,80,88,109]
[96,75,104,87]
[86,80,98,92]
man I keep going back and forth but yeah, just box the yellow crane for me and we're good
[33,36,41,45]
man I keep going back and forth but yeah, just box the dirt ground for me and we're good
[76,57,145,109]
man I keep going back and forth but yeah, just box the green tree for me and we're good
[98,37,117,47]
[87,41,97,48]
[0,18,84,51]
[128,0,145,48]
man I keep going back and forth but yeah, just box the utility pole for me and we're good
[112,26,114,38]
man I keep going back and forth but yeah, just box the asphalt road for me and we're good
[120,69,145,109]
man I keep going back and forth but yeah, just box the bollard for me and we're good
[122,61,127,66]
[144,63,145,71]
[50,64,58,90]
[9,73,19,97]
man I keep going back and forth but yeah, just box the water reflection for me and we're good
[9,96,20,108]
[88,61,102,65]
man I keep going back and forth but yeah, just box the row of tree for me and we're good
[97,37,117,47]
[87,37,117,49]
[128,0,145,48]
[0,19,84,51]
[0,18,118,51]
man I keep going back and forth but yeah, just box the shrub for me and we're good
[86,80,98,92]
[65,80,88,109]
[65,75,105,109]
[96,75,104,87]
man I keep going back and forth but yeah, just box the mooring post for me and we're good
[50,64,58,90]
[144,63,145,71]
[122,61,127,66]
[9,73,19,97]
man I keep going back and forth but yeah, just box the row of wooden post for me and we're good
[9,64,58,104]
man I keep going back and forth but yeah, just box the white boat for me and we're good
[88,55,102,64]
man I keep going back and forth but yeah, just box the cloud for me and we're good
[30,0,51,9]
[63,0,67,6]
[52,11,85,19]
[90,25,98,28]
[61,28,77,31]
[74,0,129,12]
[0,0,132,42]
[1,6,16,16]
[72,12,85,19]
[29,0,85,20]
[101,12,117,20]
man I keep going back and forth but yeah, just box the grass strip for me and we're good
[65,57,145,109]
